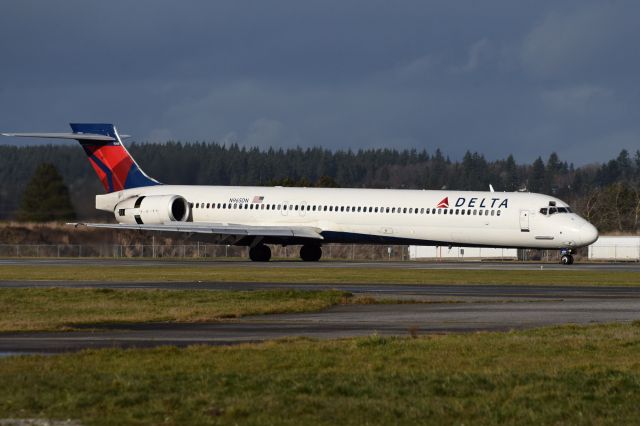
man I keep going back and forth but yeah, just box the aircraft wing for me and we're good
[69,222,324,240]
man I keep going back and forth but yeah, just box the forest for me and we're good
[0,143,638,233]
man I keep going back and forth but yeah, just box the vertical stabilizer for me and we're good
[68,123,159,193]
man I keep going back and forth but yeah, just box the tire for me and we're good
[300,245,322,261]
[560,254,570,265]
[249,245,271,262]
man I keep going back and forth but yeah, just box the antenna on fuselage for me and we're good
[489,184,495,193]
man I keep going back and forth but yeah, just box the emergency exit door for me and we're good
[519,210,530,232]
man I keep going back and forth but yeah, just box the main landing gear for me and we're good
[300,245,322,262]
[249,244,271,262]
[560,248,574,265]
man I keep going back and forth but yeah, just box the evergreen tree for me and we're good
[16,163,75,222]
[529,157,546,192]
[316,175,339,188]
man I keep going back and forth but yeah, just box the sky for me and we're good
[1,0,639,164]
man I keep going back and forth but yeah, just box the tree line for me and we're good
[0,143,638,233]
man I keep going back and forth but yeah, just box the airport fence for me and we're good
[0,243,614,262]
[0,243,413,261]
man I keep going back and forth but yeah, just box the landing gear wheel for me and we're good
[300,245,322,262]
[249,244,271,262]
[560,254,574,265]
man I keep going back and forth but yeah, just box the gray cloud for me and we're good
[1,0,639,165]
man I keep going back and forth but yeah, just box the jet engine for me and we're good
[114,195,190,224]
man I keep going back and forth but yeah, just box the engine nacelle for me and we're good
[114,195,190,224]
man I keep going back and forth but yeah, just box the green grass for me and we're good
[0,288,350,332]
[1,323,640,425]
[0,264,639,285]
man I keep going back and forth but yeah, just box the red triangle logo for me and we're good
[436,197,449,208]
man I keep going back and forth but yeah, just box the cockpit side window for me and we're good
[540,208,548,215]
[548,207,557,215]
[557,207,568,213]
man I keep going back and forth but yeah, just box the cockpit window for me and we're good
[541,206,573,215]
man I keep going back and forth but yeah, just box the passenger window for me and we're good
[409,208,413,213]
[485,210,489,216]
[491,210,494,216]
[341,206,345,212]
[497,210,501,216]
[403,208,407,213]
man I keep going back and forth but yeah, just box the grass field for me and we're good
[0,288,350,332]
[1,264,640,285]
[0,323,639,425]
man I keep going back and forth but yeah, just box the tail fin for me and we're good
[2,123,160,193]
[69,123,159,193]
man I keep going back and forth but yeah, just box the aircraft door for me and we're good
[519,210,530,232]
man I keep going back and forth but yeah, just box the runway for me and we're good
[1,257,640,271]
[2,280,640,353]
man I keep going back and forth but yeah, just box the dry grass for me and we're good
[0,288,350,332]
[0,264,639,285]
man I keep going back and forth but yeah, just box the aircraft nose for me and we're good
[579,222,599,246]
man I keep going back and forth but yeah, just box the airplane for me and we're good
[2,123,598,264]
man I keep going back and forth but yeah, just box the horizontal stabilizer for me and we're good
[1,132,116,141]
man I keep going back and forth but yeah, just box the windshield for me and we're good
[539,206,572,215]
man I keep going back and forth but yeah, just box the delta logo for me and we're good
[435,196,509,209]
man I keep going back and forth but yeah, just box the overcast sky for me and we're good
[1,1,638,164]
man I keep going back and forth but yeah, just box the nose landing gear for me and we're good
[560,248,574,265]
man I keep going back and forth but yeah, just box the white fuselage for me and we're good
[97,185,599,249]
